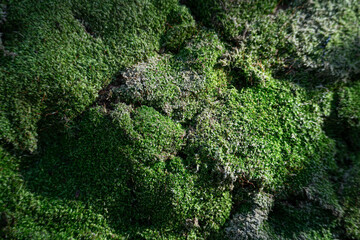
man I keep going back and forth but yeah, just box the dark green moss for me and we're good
[342,154,360,239]
[0,0,194,152]
[20,102,231,238]
[116,30,226,122]
[0,147,120,239]
[184,0,278,41]
[186,77,337,192]
[338,81,360,150]
[1,0,360,239]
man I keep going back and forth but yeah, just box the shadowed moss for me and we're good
[1,0,359,239]
[342,153,360,239]
[338,81,360,150]
[184,0,279,41]
[116,30,226,122]
[185,77,336,192]
[22,103,232,238]
[215,0,360,89]
[0,0,194,152]
[0,147,121,239]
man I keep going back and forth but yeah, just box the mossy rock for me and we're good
[341,153,360,239]
[217,0,360,88]
[185,77,336,192]
[0,0,194,152]
[0,147,120,239]
[1,0,360,238]
[338,81,360,150]
[23,103,232,238]
[184,0,278,41]
[116,30,226,122]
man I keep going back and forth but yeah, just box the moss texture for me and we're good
[0,0,194,151]
[1,0,360,239]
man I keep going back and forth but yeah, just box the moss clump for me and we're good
[218,0,359,89]
[160,5,196,52]
[1,0,360,239]
[0,147,120,239]
[0,0,194,152]
[116,30,226,122]
[266,200,338,240]
[186,78,336,192]
[23,103,232,238]
[71,0,195,57]
[342,154,360,239]
[285,0,360,80]
[225,191,274,240]
[184,0,278,41]
[338,81,360,150]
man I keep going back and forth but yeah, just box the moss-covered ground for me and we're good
[1,0,360,239]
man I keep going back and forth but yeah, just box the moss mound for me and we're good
[0,0,194,151]
[1,0,360,239]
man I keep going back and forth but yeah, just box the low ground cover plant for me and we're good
[1,0,359,239]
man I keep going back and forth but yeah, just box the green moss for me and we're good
[0,0,194,152]
[161,5,196,52]
[184,0,278,40]
[288,0,360,80]
[225,191,274,239]
[266,201,338,240]
[342,153,360,239]
[21,103,232,238]
[186,78,336,191]
[338,81,360,150]
[0,147,120,239]
[71,0,190,58]
[116,30,226,122]
[217,0,359,89]
[1,1,114,151]
[1,0,360,238]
